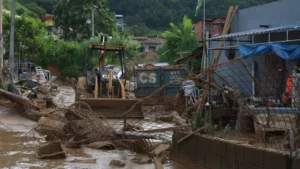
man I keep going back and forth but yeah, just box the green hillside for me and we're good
[3,0,39,18]
[12,0,279,36]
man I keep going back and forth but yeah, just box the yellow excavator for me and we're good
[75,34,143,118]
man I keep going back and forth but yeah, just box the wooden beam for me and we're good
[197,6,239,113]
[0,89,40,110]
[90,44,126,51]
[212,5,238,67]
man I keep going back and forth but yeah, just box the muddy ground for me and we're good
[0,85,185,169]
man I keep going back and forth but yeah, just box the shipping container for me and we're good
[134,69,161,97]
[162,68,187,96]
[134,67,187,97]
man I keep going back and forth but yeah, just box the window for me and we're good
[149,46,156,52]
[139,46,144,52]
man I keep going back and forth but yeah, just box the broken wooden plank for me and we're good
[212,5,238,67]
[153,157,163,169]
[151,144,170,156]
[171,111,186,126]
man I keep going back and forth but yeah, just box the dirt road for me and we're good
[0,85,184,169]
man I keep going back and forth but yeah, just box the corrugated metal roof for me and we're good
[137,62,169,67]
[208,24,300,41]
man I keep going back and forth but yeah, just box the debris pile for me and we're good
[36,102,114,144]
[30,101,182,167]
[0,67,188,168]
[0,67,58,113]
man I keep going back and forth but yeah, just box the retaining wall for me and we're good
[170,132,300,169]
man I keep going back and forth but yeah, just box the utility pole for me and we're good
[0,0,3,68]
[92,7,95,38]
[9,0,15,72]
[91,5,98,38]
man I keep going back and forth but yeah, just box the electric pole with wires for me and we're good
[9,0,15,72]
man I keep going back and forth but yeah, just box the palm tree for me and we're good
[158,15,199,63]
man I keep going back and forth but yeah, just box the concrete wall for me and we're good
[194,20,211,40]
[171,131,300,169]
[231,0,300,33]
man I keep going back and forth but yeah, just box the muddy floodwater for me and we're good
[0,86,185,169]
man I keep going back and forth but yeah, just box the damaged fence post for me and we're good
[177,124,210,144]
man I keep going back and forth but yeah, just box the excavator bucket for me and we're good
[79,98,143,118]
[76,77,143,118]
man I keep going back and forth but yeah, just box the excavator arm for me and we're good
[76,34,143,118]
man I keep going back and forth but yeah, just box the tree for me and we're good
[54,0,116,41]
[17,0,46,17]
[109,0,171,29]
[109,0,277,33]
[36,0,58,14]
[3,14,55,67]
[53,40,82,78]
[106,30,141,64]
[76,31,141,66]
[18,0,59,16]
[158,15,199,64]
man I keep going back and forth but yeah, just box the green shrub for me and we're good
[60,65,81,79]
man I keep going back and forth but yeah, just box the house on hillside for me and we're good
[41,14,55,33]
[132,37,163,53]
[115,15,124,31]
[194,17,226,40]
[206,0,300,102]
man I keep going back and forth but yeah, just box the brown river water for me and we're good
[0,86,185,169]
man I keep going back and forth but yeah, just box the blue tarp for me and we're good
[239,43,300,60]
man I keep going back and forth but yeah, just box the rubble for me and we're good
[131,157,152,164]
[87,141,116,150]
[68,158,97,164]
[109,159,126,167]
[0,67,184,168]
[156,115,173,123]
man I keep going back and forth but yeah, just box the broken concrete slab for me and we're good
[36,141,66,159]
